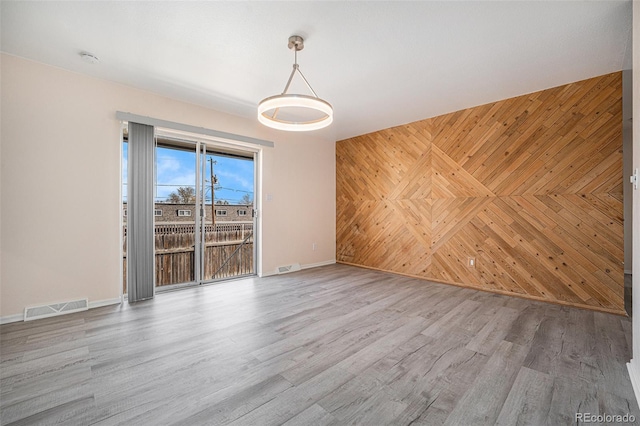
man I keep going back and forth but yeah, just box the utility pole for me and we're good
[209,158,217,226]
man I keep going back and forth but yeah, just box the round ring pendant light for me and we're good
[258,36,333,132]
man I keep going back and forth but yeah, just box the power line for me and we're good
[125,183,253,194]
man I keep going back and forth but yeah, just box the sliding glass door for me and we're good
[123,132,257,294]
[123,131,256,294]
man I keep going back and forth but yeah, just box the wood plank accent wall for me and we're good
[336,72,624,314]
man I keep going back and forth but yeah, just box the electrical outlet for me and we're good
[312,242,317,251]
[468,257,476,268]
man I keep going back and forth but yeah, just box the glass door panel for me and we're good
[154,141,198,288]
[201,149,256,281]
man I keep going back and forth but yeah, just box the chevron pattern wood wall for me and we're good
[336,72,624,314]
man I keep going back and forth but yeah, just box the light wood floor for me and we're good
[1,264,638,425]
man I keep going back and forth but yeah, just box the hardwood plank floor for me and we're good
[1,264,638,425]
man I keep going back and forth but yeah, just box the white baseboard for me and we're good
[0,313,24,325]
[301,259,337,270]
[627,360,640,408]
[89,298,122,309]
[0,297,122,325]
[261,259,337,278]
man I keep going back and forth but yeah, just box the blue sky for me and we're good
[123,143,254,204]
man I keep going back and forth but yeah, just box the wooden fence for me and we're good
[123,222,254,292]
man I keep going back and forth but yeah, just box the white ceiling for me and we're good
[0,1,632,141]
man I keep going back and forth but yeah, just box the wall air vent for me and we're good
[24,298,88,321]
[276,263,301,274]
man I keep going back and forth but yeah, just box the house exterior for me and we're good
[122,203,252,223]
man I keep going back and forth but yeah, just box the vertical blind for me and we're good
[127,122,155,303]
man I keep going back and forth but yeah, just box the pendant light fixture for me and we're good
[258,35,333,131]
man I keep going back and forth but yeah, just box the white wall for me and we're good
[628,0,640,404]
[624,69,633,274]
[0,54,336,319]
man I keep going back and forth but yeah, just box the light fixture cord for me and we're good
[272,41,320,119]
[296,68,319,98]
[281,65,298,95]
